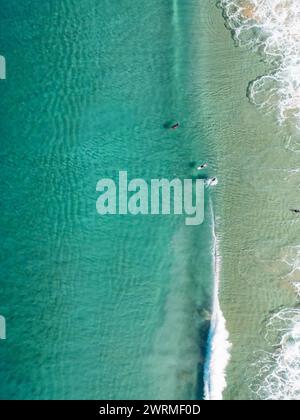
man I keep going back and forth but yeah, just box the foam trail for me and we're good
[172,0,181,87]
[204,200,231,400]
[173,0,179,25]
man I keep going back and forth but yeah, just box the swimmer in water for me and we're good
[290,209,300,214]
[171,122,180,130]
[206,177,218,187]
[197,163,208,171]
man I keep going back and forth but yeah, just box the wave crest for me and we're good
[253,308,300,400]
[204,202,231,400]
[220,0,300,128]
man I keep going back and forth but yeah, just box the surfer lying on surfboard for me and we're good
[170,122,180,130]
[197,163,208,171]
[206,177,218,187]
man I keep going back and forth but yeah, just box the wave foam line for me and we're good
[254,308,300,400]
[204,201,231,400]
[220,0,300,129]
[252,245,300,400]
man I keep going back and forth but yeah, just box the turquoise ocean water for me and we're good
[0,0,215,399]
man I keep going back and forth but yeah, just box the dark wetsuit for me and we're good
[171,123,179,130]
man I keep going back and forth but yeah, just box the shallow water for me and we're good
[213,0,300,400]
[220,0,300,129]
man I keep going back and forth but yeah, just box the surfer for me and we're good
[170,122,180,130]
[206,177,218,187]
[197,163,208,171]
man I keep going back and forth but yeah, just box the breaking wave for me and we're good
[252,246,300,400]
[204,202,231,400]
[220,0,300,129]
[220,0,300,400]
[253,307,300,400]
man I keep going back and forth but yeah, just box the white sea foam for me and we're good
[204,203,231,400]
[220,0,300,399]
[254,308,300,400]
[252,245,300,400]
[279,245,300,283]
[294,282,300,296]
[220,0,300,129]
